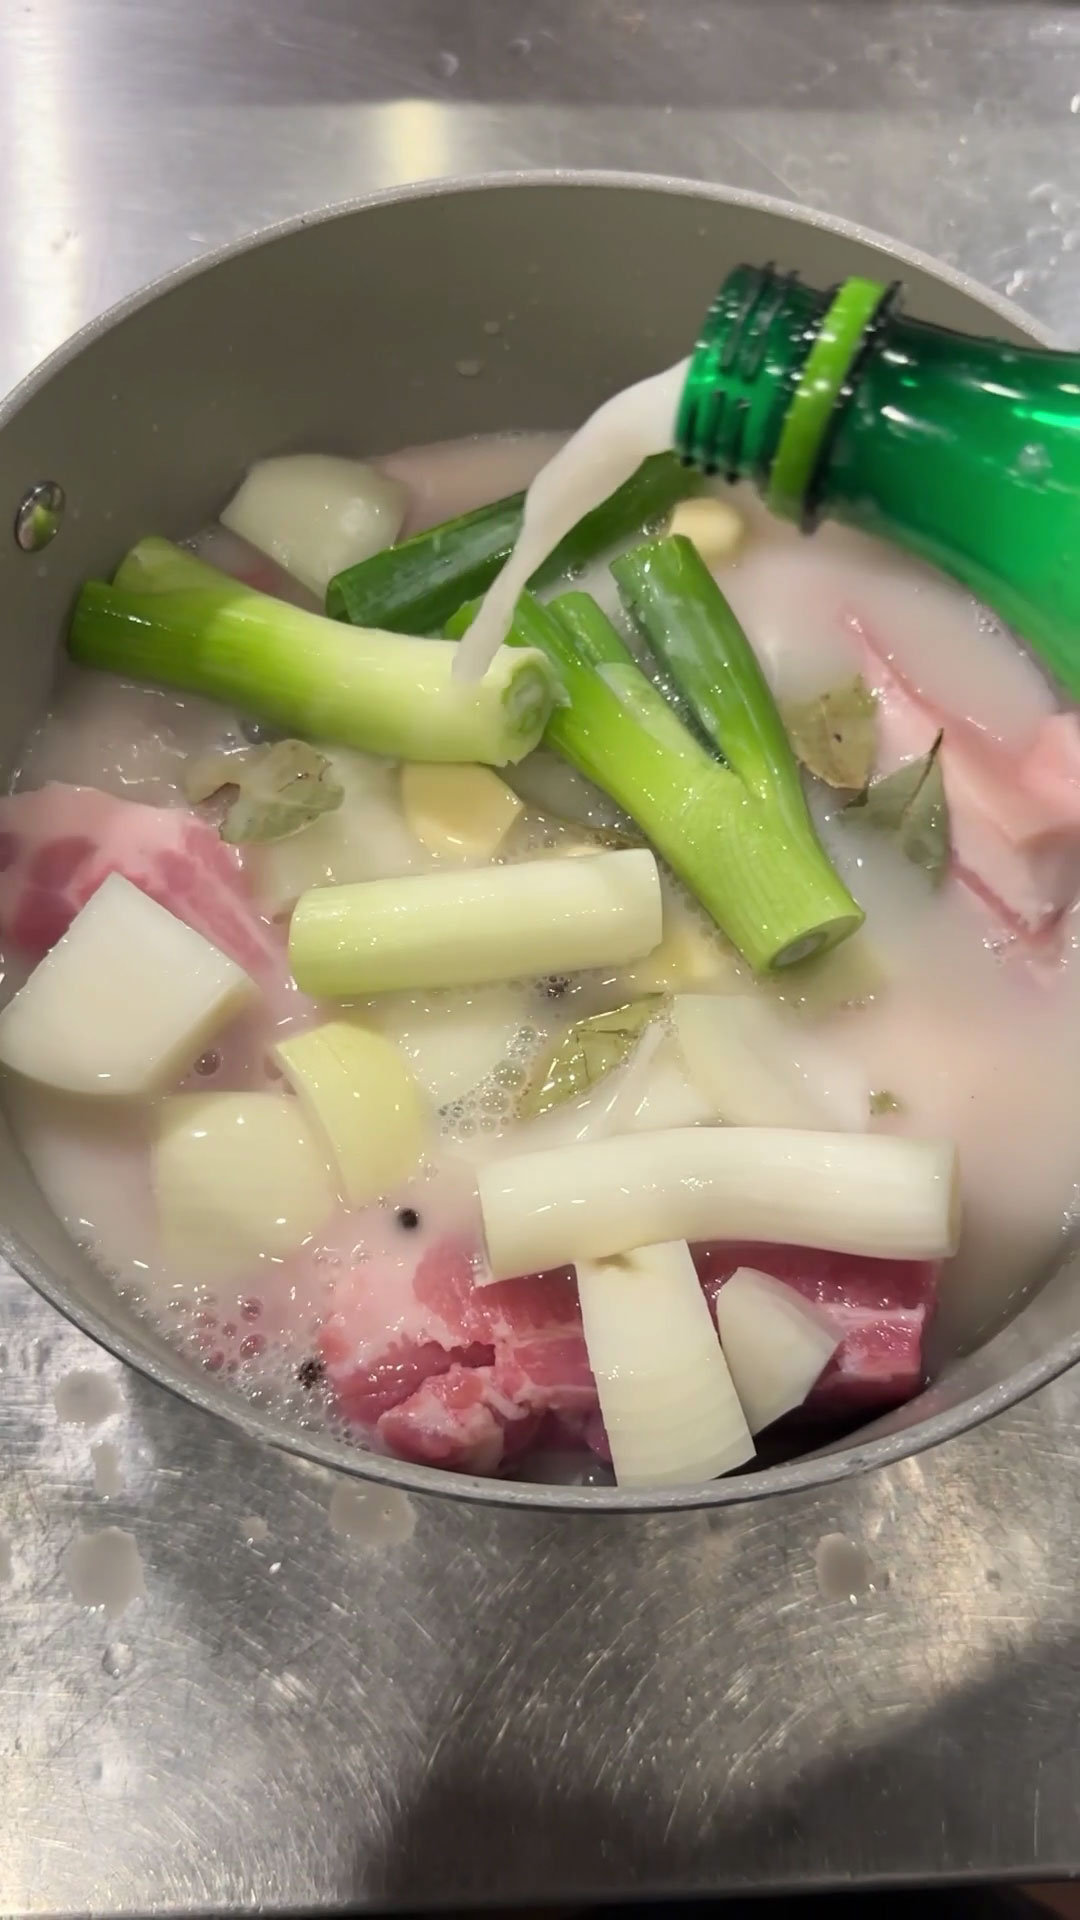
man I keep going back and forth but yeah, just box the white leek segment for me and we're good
[713,1266,839,1433]
[478,1128,960,1280]
[668,496,746,567]
[671,994,871,1131]
[575,1240,754,1487]
[400,762,523,860]
[221,454,407,598]
[0,874,255,1097]
[288,848,663,997]
[153,1093,335,1272]
[274,1020,428,1206]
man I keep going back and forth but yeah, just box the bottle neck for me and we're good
[676,267,898,524]
[678,265,1080,700]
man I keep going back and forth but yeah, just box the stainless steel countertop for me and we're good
[3,3,1080,1910]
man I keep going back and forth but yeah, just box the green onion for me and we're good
[68,538,559,768]
[325,492,525,634]
[448,589,863,972]
[325,452,698,634]
[611,535,863,966]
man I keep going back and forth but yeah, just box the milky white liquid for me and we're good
[4,427,1080,1479]
[454,359,689,679]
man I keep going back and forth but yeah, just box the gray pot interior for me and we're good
[0,174,1075,1512]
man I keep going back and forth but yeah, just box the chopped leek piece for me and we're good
[713,1266,839,1434]
[153,1092,335,1271]
[576,1240,755,1487]
[288,848,663,997]
[612,537,863,968]
[671,994,870,1131]
[400,762,523,860]
[520,998,662,1119]
[0,873,254,1097]
[274,1020,428,1206]
[184,739,344,844]
[844,732,950,882]
[450,589,862,973]
[68,539,559,769]
[782,676,877,791]
[478,1128,960,1279]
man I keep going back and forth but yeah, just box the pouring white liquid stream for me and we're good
[452,357,689,680]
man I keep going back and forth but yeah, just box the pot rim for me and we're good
[0,166,1068,1514]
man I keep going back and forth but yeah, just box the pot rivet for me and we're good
[15,480,65,552]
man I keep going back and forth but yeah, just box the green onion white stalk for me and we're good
[68,538,558,768]
[476,1128,960,1280]
[712,1266,840,1434]
[449,589,862,973]
[576,1240,754,1487]
[288,847,663,997]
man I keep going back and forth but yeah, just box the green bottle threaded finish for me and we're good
[676,264,1080,698]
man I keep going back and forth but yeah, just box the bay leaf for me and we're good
[843,730,950,883]
[782,675,877,790]
[520,997,661,1119]
[183,739,344,844]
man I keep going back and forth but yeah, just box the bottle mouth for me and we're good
[676,266,899,527]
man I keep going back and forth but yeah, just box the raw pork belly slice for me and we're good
[324,1245,597,1473]
[326,1236,937,1471]
[378,1366,541,1476]
[320,1239,496,1429]
[694,1242,938,1416]
[0,783,280,980]
[482,1266,596,1416]
[851,615,1080,936]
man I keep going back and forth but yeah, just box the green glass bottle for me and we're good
[675,265,1080,697]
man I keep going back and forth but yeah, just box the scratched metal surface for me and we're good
[2,1,1080,1910]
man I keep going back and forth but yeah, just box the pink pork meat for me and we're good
[319,1239,496,1429]
[0,782,282,981]
[850,614,1080,937]
[378,1367,541,1476]
[325,1236,938,1471]
[321,1245,595,1472]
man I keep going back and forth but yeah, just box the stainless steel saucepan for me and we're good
[0,172,1072,1512]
